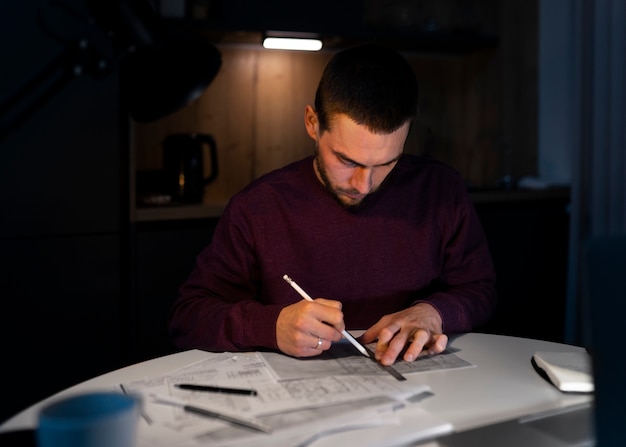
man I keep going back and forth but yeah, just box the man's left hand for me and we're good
[360,303,448,366]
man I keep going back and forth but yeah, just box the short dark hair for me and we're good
[314,44,418,134]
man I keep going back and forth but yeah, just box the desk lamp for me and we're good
[0,0,222,139]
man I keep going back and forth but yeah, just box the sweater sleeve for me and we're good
[413,178,497,333]
[168,198,283,352]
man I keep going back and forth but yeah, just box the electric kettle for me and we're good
[162,133,218,203]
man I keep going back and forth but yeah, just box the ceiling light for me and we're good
[262,32,322,51]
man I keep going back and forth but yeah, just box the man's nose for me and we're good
[350,167,374,194]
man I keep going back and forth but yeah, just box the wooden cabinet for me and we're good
[0,78,129,423]
[1,236,125,420]
[0,2,128,423]
[130,218,217,362]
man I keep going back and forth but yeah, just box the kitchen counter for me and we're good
[469,186,570,204]
[133,202,227,222]
[132,188,569,223]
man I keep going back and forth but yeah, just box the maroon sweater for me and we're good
[169,155,496,352]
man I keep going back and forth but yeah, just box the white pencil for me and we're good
[282,274,370,358]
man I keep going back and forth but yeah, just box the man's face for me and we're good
[304,105,410,208]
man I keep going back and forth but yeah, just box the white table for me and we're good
[0,333,592,445]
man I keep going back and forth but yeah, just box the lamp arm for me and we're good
[0,39,112,142]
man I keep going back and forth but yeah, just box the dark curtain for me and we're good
[565,0,626,345]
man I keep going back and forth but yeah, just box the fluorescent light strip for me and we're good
[262,37,323,51]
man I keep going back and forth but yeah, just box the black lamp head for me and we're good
[88,0,222,122]
[121,27,222,122]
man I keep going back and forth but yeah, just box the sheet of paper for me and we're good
[260,340,474,381]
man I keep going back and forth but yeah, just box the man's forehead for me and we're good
[321,115,408,166]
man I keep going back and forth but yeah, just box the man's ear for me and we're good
[304,105,319,141]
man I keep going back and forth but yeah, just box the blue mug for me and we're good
[37,392,140,447]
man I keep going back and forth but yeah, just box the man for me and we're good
[168,44,496,366]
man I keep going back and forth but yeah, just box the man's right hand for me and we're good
[276,298,345,357]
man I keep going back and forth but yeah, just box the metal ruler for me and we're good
[364,346,407,381]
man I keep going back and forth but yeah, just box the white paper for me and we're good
[121,343,462,447]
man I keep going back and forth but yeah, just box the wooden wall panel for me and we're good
[195,46,258,201]
[498,0,538,183]
[134,35,529,205]
[254,50,332,177]
[404,49,500,187]
[461,49,501,186]
[134,46,259,203]
[134,47,333,205]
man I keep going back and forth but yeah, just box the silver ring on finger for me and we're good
[316,337,323,349]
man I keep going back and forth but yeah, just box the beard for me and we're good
[314,154,366,210]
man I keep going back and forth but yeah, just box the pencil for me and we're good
[282,274,370,358]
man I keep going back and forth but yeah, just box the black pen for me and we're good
[175,383,258,396]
